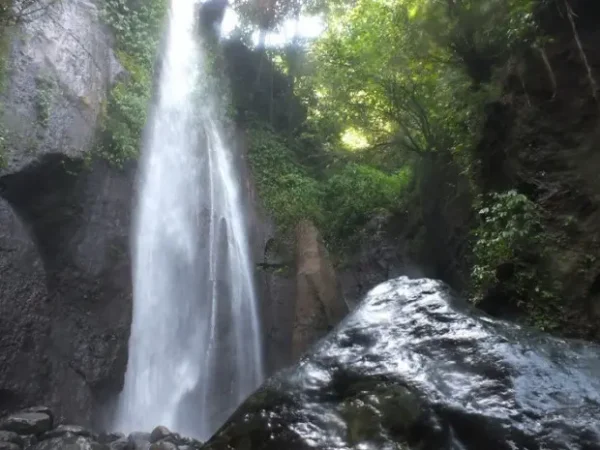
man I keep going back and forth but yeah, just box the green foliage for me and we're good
[99,0,167,167]
[228,0,576,335]
[102,0,167,67]
[0,1,10,23]
[472,190,541,295]
[297,0,545,176]
[306,0,498,182]
[247,123,324,230]
[233,0,544,251]
[247,120,409,247]
[419,1,537,44]
[323,164,411,246]
[471,190,561,330]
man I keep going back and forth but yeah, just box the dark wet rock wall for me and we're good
[201,277,600,450]
[0,0,132,424]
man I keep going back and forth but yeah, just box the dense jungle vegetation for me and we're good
[224,0,600,337]
[215,0,600,335]
[95,0,600,337]
[8,0,596,337]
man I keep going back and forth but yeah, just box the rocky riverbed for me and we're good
[0,408,202,450]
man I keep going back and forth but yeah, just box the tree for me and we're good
[308,0,479,161]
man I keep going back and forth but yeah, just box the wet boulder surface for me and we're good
[201,277,600,450]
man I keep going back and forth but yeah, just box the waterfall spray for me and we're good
[115,0,263,439]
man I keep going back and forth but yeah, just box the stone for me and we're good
[107,437,129,450]
[149,426,171,443]
[0,443,20,450]
[292,220,347,360]
[0,412,52,435]
[200,277,600,450]
[20,435,37,448]
[0,431,22,446]
[21,408,53,426]
[32,435,107,450]
[177,437,202,448]
[42,425,96,440]
[98,432,125,444]
[0,0,123,173]
[167,433,181,444]
[148,442,177,450]
[128,432,151,450]
[0,199,50,417]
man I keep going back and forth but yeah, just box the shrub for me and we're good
[471,190,541,297]
[471,190,562,330]
[323,163,411,245]
[247,124,324,231]
[99,0,167,167]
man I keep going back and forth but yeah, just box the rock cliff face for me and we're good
[253,229,296,374]
[0,0,133,423]
[472,0,600,337]
[338,213,426,309]
[255,212,431,372]
[0,159,134,425]
[292,220,347,360]
[201,277,600,450]
[1,0,123,170]
[230,131,296,376]
[252,218,349,373]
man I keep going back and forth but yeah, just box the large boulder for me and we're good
[149,442,178,450]
[107,437,129,450]
[42,424,97,440]
[149,426,172,443]
[127,432,151,450]
[200,277,600,450]
[0,412,52,435]
[0,443,20,450]
[0,431,23,446]
[31,434,107,450]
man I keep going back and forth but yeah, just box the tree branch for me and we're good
[564,0,598,103]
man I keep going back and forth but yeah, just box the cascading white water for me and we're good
[114,0,263,439]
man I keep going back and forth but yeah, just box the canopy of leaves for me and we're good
[305,0,541,163]
[226,0,553,266]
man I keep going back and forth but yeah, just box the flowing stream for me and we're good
[114,0,263,439]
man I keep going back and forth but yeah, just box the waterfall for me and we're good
[114,0,264,439]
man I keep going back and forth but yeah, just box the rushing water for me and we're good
[114,0,263,439]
